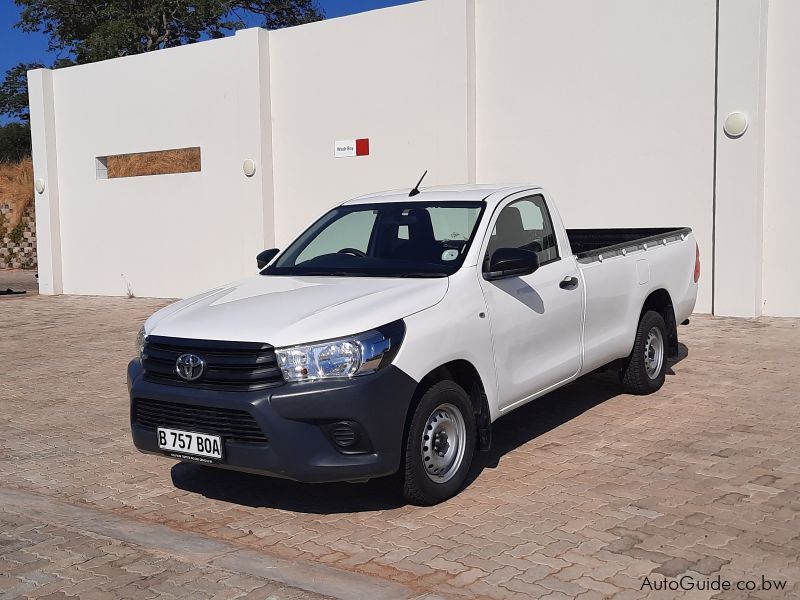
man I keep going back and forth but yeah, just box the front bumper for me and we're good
[128,359,417,483]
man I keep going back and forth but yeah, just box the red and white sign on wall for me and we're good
[334,138,370,158]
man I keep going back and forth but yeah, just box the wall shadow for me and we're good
[171,345,688,514]
[492,278,545,313]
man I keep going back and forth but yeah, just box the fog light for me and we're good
[331,421,358,448]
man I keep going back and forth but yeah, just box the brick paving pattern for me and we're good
[1,292,798,598]
[0,505,328,600]
[0,269,37,295]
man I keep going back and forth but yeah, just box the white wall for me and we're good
[713,0,768,317]
[268,0,473,247]
[27,0,800,317]
[475,0,716,313]
[32,29,272,298]
[28,69,62,295]
[762,0,800,317]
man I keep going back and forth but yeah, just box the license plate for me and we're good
[157,427,223,460]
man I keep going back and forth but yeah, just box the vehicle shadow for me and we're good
[171,344,688,514]
[468,340,688,480]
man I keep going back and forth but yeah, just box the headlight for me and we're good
[276,321,404,382]
[136,326,147,358]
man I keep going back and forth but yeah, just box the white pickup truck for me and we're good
[129,184,699,504]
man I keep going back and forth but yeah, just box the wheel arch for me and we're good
[641,288,679,356]
[403,360,492,452]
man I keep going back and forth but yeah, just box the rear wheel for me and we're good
[401,380,476,505]
[620,310,668,394]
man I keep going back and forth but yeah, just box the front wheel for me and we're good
[401,380,476,505]
[620,310,668,394]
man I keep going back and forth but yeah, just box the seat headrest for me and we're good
[407,208,435,243]
[496,206,526,241]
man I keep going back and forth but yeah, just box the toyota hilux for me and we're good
[129,184,699,505]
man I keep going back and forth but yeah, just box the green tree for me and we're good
[0,63,42,122]
[0,122,32,161]
[0,58,73,122]
[14,0,322,63]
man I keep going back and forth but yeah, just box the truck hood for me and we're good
[145,275,449,347]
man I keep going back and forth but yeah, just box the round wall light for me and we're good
[723,112,749,138]
[243,159,257,177]
[34,178,46,194]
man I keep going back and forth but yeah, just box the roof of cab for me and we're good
[342,184,542,206]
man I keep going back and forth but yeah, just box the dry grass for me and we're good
[106,147,201,178]
[0,147,201,232]
[0,157,34,232]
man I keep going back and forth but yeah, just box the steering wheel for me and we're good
[337,248,367,257]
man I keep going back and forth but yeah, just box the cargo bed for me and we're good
[567,227,693,263]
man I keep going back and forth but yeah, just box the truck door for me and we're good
[478,193,583,413]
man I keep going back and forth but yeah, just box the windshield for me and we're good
[265,201,485,277]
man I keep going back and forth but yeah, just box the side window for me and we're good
[487,195,559,264]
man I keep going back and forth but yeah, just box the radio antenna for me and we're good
[409,170,428,197]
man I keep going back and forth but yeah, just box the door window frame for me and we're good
[480,192,561,273]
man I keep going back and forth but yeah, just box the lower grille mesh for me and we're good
[133,398,268,444]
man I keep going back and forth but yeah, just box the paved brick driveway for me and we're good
[1,293,798,599]
[0,269,37,295]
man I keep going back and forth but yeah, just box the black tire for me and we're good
[401,380,476,506]
[620,310,668,394]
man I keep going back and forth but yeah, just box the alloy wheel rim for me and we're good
[420,402,466,483]
[644,326,664,379]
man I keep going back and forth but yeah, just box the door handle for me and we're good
[559,276,579,290]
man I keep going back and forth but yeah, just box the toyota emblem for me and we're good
[175,353,205,381]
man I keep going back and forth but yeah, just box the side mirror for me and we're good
[256,248,280,270]
[484,247,539,280]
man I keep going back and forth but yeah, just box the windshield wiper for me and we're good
[277,271,449,278]
[297,271,372,277]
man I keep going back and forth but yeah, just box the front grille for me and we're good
[133,398,268,444]
[142,336,284,391]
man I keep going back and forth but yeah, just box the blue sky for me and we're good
[0,0,416,122]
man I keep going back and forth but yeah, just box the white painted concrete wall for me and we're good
[30,29,273,298]
[28,69,62,295]
[475,0,717,313]
[713,0,769,317]
[268,0,473,247]
[762,0,800,317]
[27,0,800,317]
